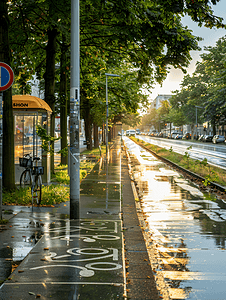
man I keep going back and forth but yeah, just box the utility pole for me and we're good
[195,106,203,140]
[70,0,80,219]
[105,73,119,161]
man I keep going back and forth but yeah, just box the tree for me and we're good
[169,73,207,133]
[1,0,225,187]
[169,35,226,136]
[78,0,225,146]
[141,108,159,130]
[0,0,15,190]
[157,100,170,130]
[197,38,226,133]
[122,113,141,129]
[9,0,71,171]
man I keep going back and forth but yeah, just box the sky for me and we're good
[149,0,226,101]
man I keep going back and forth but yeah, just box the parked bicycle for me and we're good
[19,154,44,205]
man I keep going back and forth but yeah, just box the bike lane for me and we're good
[0,140,124,299]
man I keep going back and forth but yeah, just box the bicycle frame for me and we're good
[20,154,43,208]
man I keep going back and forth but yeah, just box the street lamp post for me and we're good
[105,73,119,161]
[195,106,203,140]
[70,0,80,219]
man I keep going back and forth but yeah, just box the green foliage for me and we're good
[58,147,68,157]
[200,158,208,168]
[41,185,69,205]
[168,35,226,133]
[7,0,225,130]
[36,125,60,155]
[203,170,219,187]
[0,219,9,224]
[3,187,32,205]
[53,170,70,185]
[3,151,99,206]
[183,145,192,167]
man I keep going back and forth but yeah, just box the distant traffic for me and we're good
[122,129,226,145]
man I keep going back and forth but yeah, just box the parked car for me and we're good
[203,135,213,142]
[170,131,180,139]
[198,134,205,142]
[212,135,225,144]
[174,134,183,140]
[182,132,191,140]
[126,129,136,136]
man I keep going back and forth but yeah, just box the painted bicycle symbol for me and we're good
[30,247,122,277]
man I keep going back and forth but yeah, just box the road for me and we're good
[123,136,226,300]
[137,135,226,170]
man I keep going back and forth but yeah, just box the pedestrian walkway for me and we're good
[0,140,124,299]
[0,138,160,300]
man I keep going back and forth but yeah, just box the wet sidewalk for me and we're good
[0,140,124,299]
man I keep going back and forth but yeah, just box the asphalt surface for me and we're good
[0,138,159,300]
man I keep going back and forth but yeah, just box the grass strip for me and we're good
[3,145,105,206]
[131,137,226,187]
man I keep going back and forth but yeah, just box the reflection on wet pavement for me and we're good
[124,137,226,300]
[0,140,124,299]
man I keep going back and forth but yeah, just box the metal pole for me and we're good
[0,92,2,220]
[196,107,197,140]
[70,0,80,219]
[195,106,203,140]
[106,76,108,161]
[105,73,119,161]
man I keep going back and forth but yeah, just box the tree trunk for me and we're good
[82,95,93,150]
[102,122,105,145]
[191,124,195,139]
[60,38,68,165]
[212,120,216,136]
[0,0,15,190]
[108,127,111,143]
[44,27,58,173]
[93,123,99,148]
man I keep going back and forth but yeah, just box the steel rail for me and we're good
[131,138,226,193]
[139,136,226,170]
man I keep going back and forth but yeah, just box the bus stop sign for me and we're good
[0,62,14,92]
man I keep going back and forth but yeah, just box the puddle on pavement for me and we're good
[124,138,226,300]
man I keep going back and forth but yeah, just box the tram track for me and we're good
[138,136,226,170]
[128,137,226,198]
[123,137,226,299]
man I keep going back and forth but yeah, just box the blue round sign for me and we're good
[0,62,14,91]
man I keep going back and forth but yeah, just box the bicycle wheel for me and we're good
[32,175,42,205]
[20,170,31,188]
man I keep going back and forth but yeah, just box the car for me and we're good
[198,134,205,142]
[203,134,213,142]
[174,133,183,139]
[212,135,225,144]
[126,129,136,136]
[182,132,191,140]
[170,131,180,139]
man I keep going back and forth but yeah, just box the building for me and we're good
[151,94,172,110]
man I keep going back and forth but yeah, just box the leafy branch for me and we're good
[36,124,60,155]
